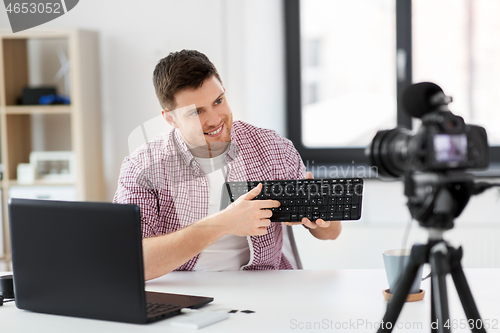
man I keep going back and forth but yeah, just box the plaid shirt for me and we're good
[114,120,306,271]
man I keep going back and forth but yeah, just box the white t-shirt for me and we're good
[193,151,250,271]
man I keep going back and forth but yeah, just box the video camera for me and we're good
[367,82,489,178]
[367,82,497,333]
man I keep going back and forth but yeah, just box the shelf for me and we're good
[0,30,74,39]
[7,180,76,187]
[1,105,72,115]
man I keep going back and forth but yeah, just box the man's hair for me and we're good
[153,49,222,110]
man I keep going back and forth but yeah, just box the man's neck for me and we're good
[189,142,230,159]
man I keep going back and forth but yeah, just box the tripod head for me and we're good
[403,171,477,230]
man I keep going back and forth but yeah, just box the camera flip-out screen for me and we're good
[433,134,468,163]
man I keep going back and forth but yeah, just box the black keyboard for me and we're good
[146,302,182,316]
[221,178,363,222]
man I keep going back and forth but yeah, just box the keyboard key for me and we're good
[354,184,364,195]
[333,185,344,196]
[271,213,291,221]
[352,195,360,204]
[146,302,181,315]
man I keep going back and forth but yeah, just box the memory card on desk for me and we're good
[170,310,229,329]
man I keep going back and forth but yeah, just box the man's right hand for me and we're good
[220,183,280,237]
[142,183,280,280]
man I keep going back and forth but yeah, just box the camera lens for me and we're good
[366,127,412,178]
[367,82,489,177]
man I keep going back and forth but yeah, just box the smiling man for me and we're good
[163,75,232,159]
[114,50,341,280]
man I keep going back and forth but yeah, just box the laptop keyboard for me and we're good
[223,178,364,222]
[146,302,182,316]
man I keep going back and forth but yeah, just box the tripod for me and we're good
[378,172,488,333]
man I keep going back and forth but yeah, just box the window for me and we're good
[413,0,500,146]
[285,0,500,167]
[300,0,396,149]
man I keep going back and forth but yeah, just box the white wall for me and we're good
[0,0,286,201]
[1,1,499,269]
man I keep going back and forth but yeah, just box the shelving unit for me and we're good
[0,30,105,269]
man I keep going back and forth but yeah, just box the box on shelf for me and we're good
[17,163,36,184]
[30,151,76,182]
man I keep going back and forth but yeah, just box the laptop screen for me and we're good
[9,199,148,323]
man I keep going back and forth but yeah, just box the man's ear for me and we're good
[162,110,179,128]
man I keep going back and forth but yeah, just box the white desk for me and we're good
[1,269,499,332]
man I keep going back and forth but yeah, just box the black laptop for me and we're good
[9,198,213,323]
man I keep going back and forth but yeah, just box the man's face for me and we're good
[163,76,233,158]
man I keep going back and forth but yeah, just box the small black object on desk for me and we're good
[0,275,14,306]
